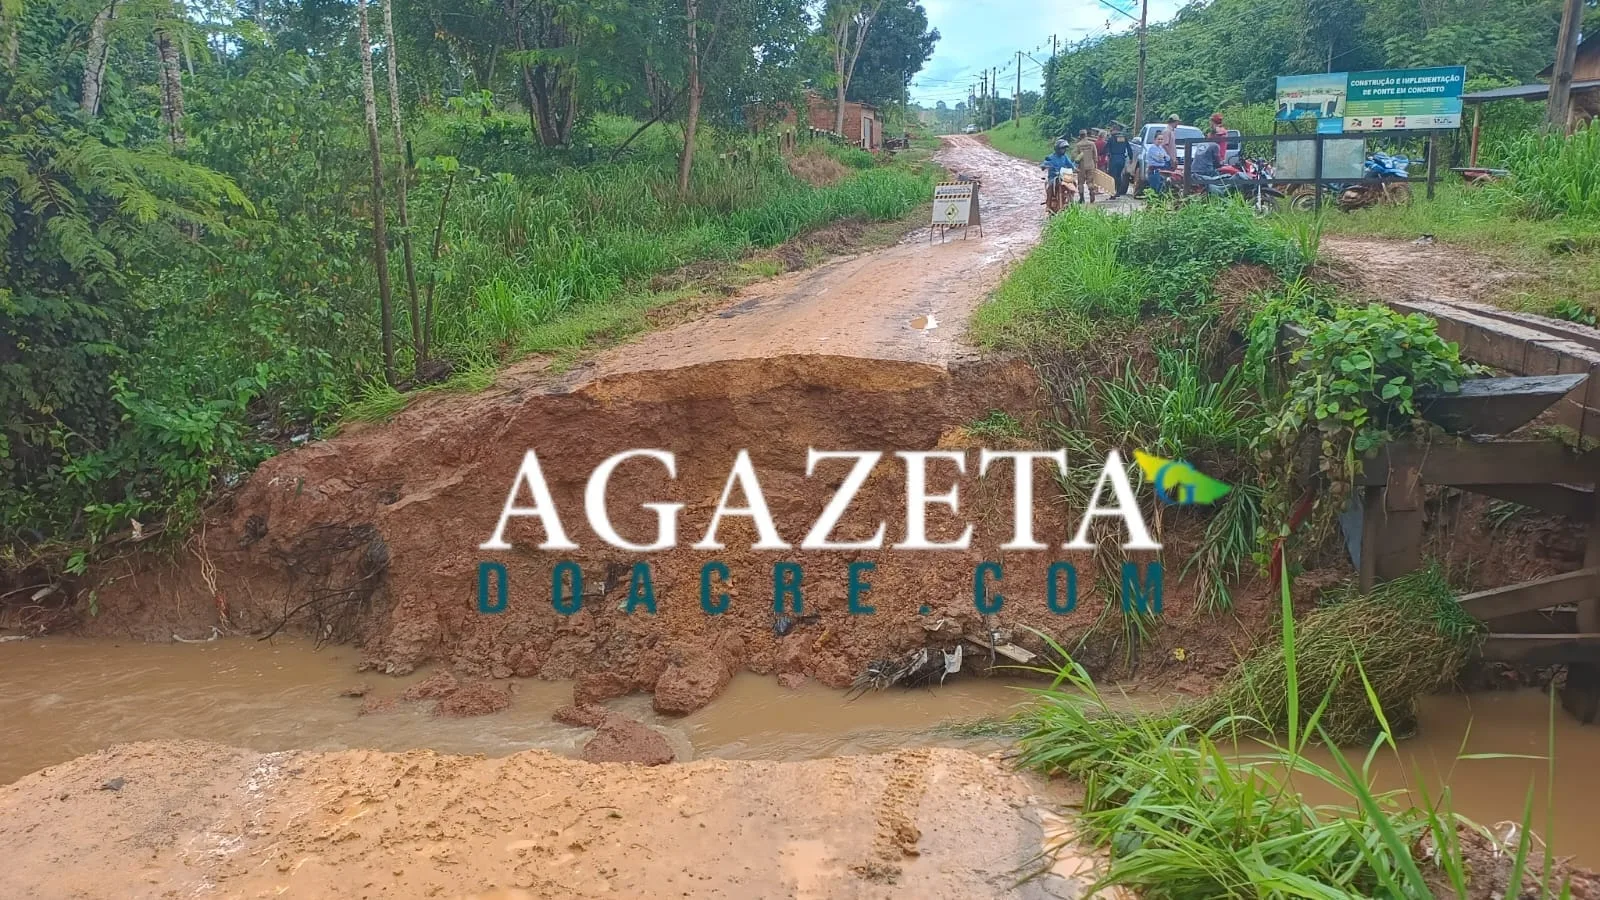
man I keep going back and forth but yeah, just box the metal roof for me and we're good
[1463,79,1600,102]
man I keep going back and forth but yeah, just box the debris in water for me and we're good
[847,646,957,698]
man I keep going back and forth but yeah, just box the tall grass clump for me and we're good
[1183,564,1482,744]
[1496,122,1600,220]
[1016,565,1555,899]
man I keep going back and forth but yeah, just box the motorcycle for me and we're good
[1154,156,1284,213]
[1042,169,1076,215]
[1335,152,1412,211]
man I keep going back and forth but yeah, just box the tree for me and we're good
[678,0,707,193]
[154,4,186,148]
[381,0,422,367]
[843,0,936,108]
[81,0,119,116]
[823,0,884,133]
[356,0,397,383]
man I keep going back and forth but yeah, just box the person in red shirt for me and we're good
[1094,131,1108,170]
[1209,112,1231,164]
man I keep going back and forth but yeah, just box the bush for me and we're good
[1496,122,1600,220]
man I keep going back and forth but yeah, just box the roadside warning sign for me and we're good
[930,181,981,238]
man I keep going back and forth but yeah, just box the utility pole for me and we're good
[989,68,996,129]
[1547,0,1584,132]
[1015,50,1022,128]
[1133,0,1149,129]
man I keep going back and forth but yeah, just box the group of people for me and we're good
[1040,127,1134,204]
[1040,112,1233,203]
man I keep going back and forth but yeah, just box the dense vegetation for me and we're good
[972,199,1576,896]
[0,0,939,577]
[1038,0,1578,136]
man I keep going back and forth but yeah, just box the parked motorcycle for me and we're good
[1336,152,1412,211]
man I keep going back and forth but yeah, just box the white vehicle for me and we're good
[962,124,978,134]
[1130,123,1201,188]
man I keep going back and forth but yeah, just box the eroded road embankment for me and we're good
[82,135,1157,708]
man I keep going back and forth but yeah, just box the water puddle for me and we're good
[2,636,1597,865]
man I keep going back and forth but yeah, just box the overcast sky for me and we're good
[908,0,1188,106]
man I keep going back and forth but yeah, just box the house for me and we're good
[753,90,882,151]
[1538,35,1600,127]
[1462,36,1600,161]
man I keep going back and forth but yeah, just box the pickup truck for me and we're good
[1129,123,1239,189]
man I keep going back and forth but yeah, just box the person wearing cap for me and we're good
[1070,129,1100,203]
[1157,114,1181,163]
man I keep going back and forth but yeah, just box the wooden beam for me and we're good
[1464,482,1594,520]
[1458,567,1600,621]
[1480,633,1600,664]
[1416,374,1587,436]
[1358,441,1600,486]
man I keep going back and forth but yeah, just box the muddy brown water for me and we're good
[4,636,1599,866]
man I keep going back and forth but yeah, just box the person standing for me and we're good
[1106,128,1132,197]
[1070,129,1100,203]
[1157,114,1181,162]
[1209,112,1231,164]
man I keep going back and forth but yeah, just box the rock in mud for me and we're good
[573,672,631,706]
[432,682,511,718]
[652,648,732,715]
[581,715,674,766]
[553,704,607,728]
[401,670,459,701]
[777,672,807,690]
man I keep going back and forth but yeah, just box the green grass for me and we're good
[979,115,1055,162]
[1013,565,1560,898]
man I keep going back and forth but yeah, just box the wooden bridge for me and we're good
[1286,304,1600,723]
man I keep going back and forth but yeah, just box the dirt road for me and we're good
[586,135,1046,377]
[0,740,1121,900]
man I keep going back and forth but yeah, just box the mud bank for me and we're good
[0,740,1110,900]
[81,351,1267,714]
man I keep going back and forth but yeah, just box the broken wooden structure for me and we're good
[1281,318,1600,723]
[1344,373,1600,723]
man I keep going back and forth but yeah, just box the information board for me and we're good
[1276,66,1465,134]
[1342,66,1465,131]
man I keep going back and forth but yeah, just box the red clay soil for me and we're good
[82,353,1269,713]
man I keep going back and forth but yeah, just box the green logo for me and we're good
[1134,450,1230,505]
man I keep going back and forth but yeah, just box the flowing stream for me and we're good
[3,636,1597,865]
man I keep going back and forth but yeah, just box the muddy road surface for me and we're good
[0,741,1120,900]
[587,135,1045,375]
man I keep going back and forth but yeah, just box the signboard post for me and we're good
[930,181,981,240]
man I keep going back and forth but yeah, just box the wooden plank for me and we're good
[1416,374,1587,436]
[963,636,1037,665]
[1458,567,1600,620]
[1357,441,1600,486]
[1484,608,1577,633]
[1464,483,1595,520]
[1480,633,1600,664]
